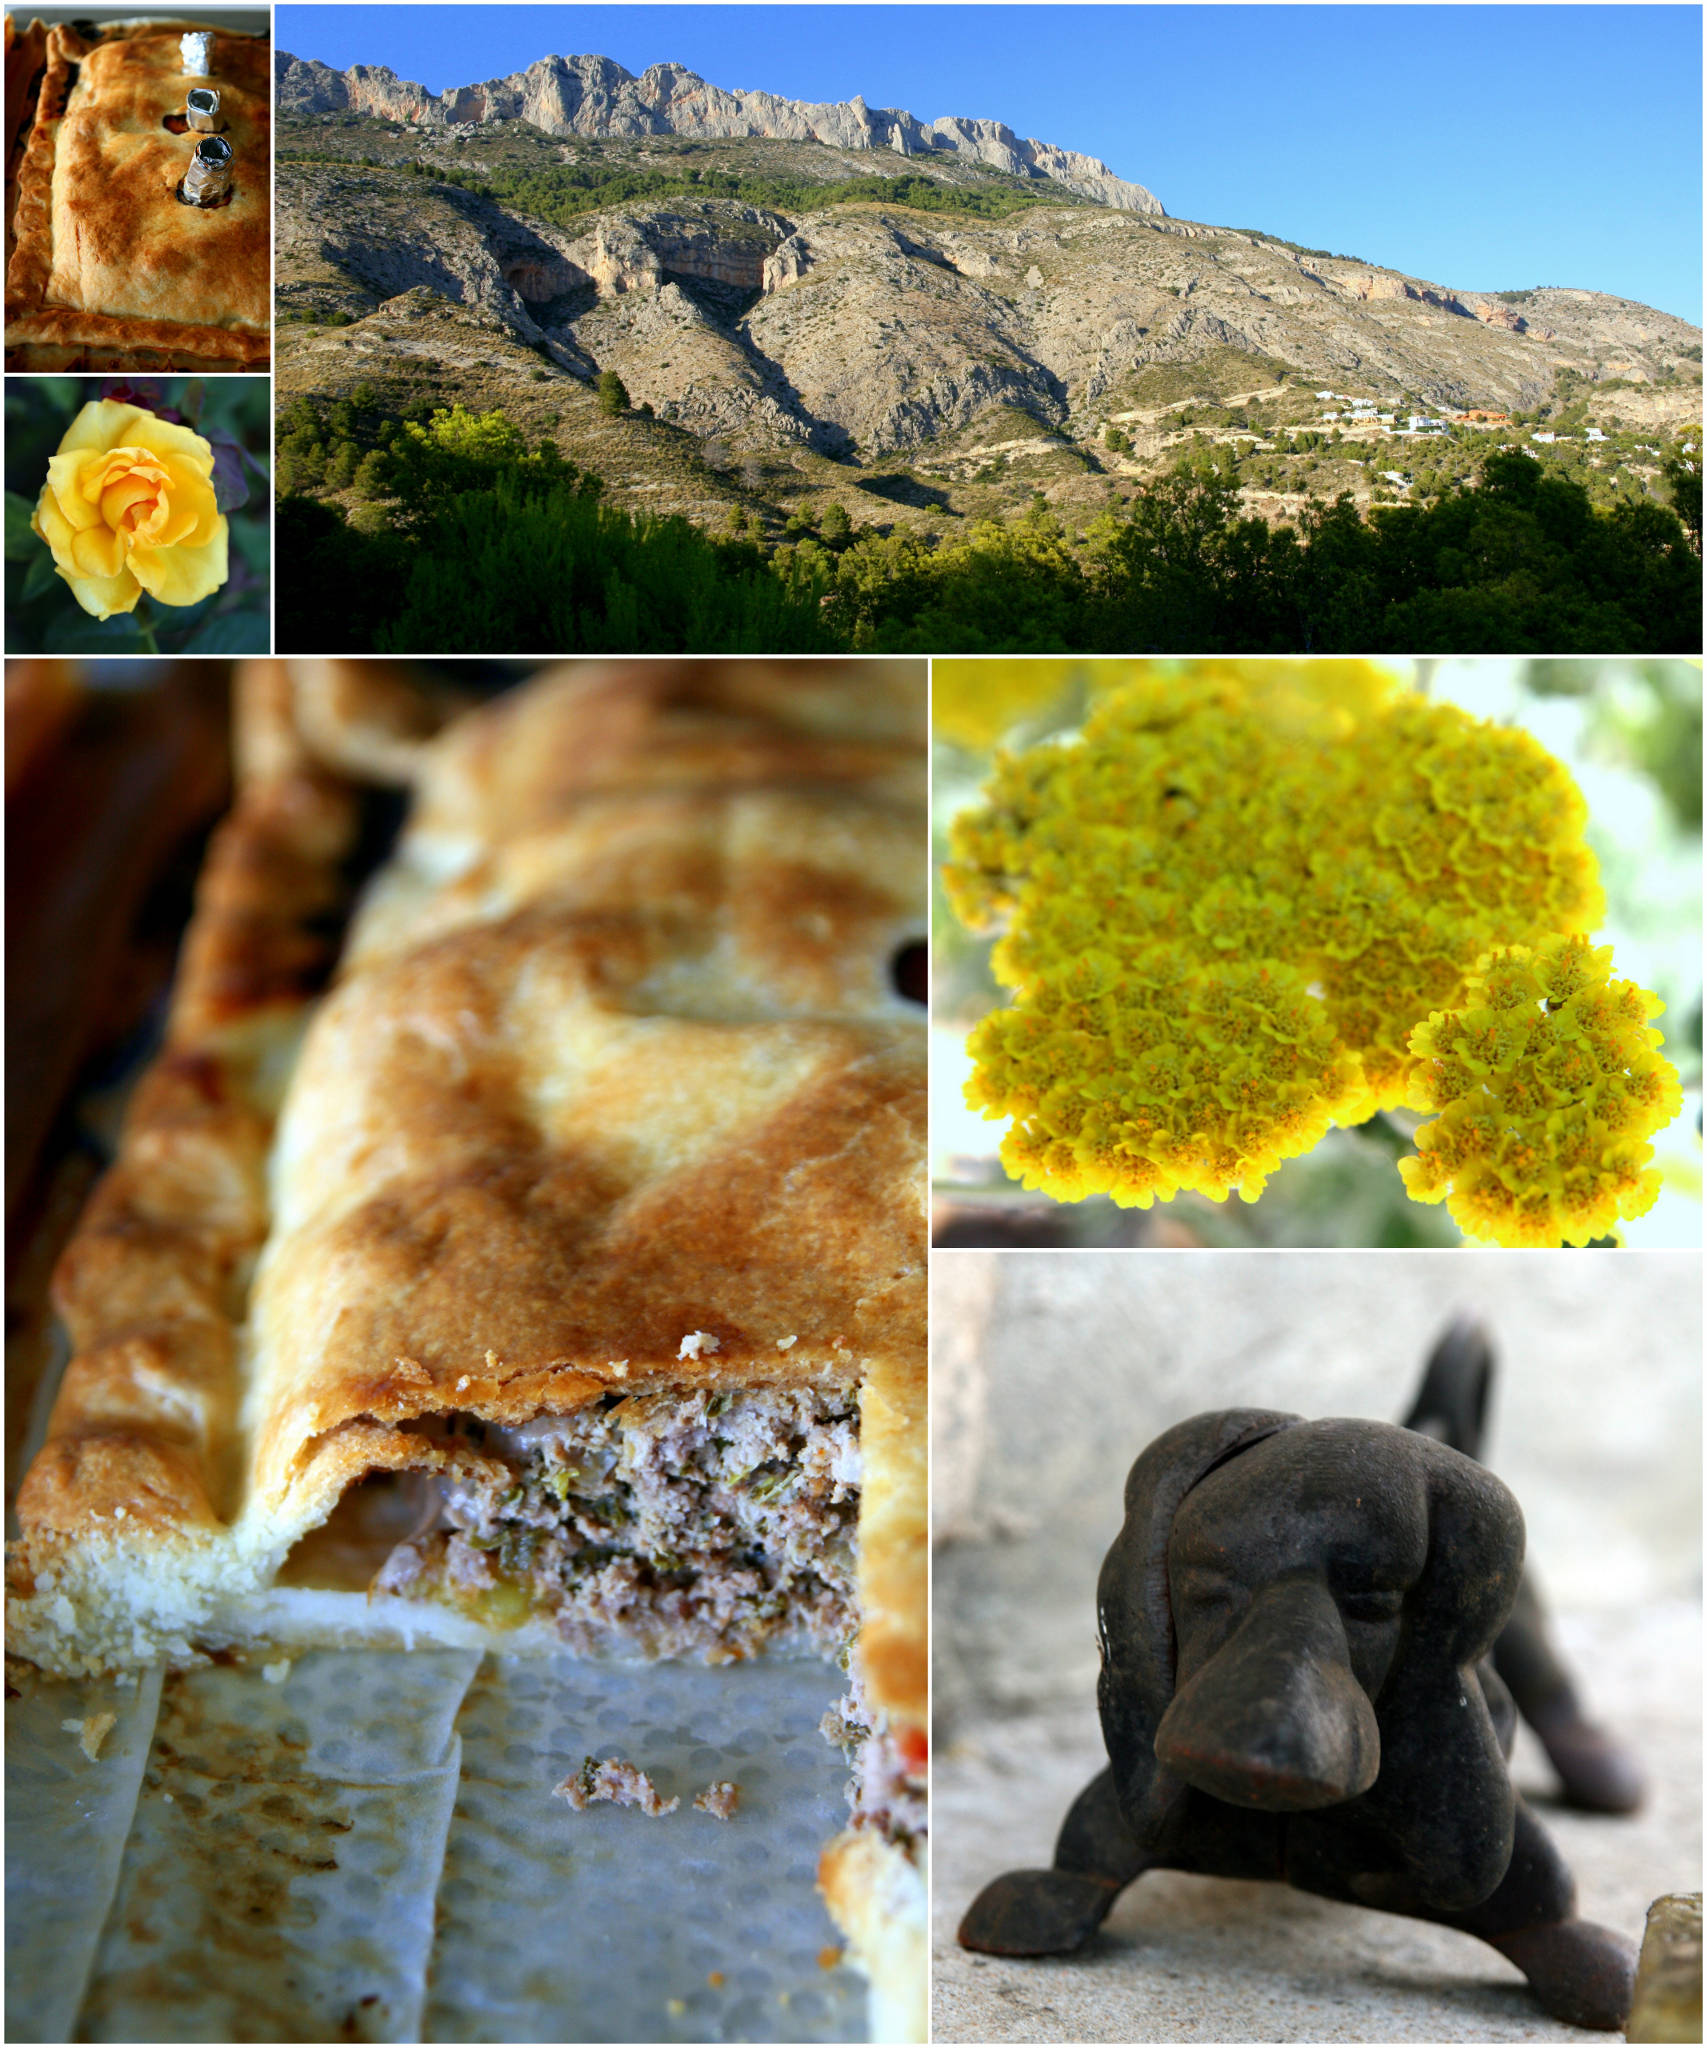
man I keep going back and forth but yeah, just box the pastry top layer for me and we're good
[13,664,927,1665]
[7,21,268,357]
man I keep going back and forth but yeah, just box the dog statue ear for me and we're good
[1348,1439,1526,1913]
[1096,1409,1300,1851]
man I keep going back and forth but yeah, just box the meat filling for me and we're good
[371,1385,860,1661]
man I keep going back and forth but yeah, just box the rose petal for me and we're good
[157,462,221,546]
[54,400,150,458]
[127,414,219,472]
[101,475,160,529]
[129,520,228,608]
[32,487,77,557]
[71,524,128,579]
[85,449,167,499]
[58,559,142,619]
[44,452,106,530]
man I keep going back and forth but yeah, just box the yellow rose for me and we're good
[31,400,229,621]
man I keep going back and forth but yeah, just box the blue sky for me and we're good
[278,5,1704,321]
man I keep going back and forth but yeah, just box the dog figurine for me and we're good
[958,1320,1639,2030]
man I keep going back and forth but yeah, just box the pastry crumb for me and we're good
[677,1331,720,1360]
[707,1971,726,1989]
[693,1779,740,1820]
[666,1999,686,2016]
[818,1945,844,1970]
[261,1659,293,1684]
[61,1711,116,1761]
[775,1335,798,1351]
[554,1756,679,1816]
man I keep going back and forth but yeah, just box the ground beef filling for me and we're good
[372,1386,860,1660]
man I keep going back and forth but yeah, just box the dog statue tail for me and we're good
[1405,1315,1646,1815]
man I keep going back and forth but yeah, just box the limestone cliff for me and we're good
[275,49,1165,214]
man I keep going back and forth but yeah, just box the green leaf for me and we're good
[181,610,268,653]
[41,607,145,654]
[5,491,39,559]
[232,513,270,574]
[16,548,60,602]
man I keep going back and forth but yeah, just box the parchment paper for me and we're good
[6,1648,867,2043]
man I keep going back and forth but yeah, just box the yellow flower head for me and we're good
[946,660,1609,1213]
[32,400,228,620]
[1400,934,1682,1246]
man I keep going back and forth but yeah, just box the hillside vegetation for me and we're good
[277,397,1701,655]
[280,116,1087,225]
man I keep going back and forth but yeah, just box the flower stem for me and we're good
[133,601,159,654]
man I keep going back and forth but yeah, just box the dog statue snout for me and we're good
[1154,1577,1380,1810]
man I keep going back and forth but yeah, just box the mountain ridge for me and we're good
[274,48,1166,215]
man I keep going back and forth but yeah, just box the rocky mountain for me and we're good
[276,64,1700,539]
[275,49,1164,214]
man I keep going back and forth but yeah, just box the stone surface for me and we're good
[275,49,1166,214]
[934,1605,1700,2043]
[276,164,1702,464]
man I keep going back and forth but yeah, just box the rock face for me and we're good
[275,49,1165,213]
[279,155,1702,466]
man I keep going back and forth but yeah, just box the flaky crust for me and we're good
[6,21,269,371]
[10,661,927,1687]
[857,1348,927,1727]
[819,1828,928,2043]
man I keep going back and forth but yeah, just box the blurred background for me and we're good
[932,656,1703,1249]
[931,1248,1701,2041]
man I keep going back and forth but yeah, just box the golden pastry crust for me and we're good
[856,1349,927,1727]
[6,22,269,370]
[819,1829,928,2043]
[9,662,927,1689]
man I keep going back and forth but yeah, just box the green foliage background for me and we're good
[277,390,1702,655]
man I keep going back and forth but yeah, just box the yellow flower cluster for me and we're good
[947,661,1615,1219]
[1399,935,1682,1246]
